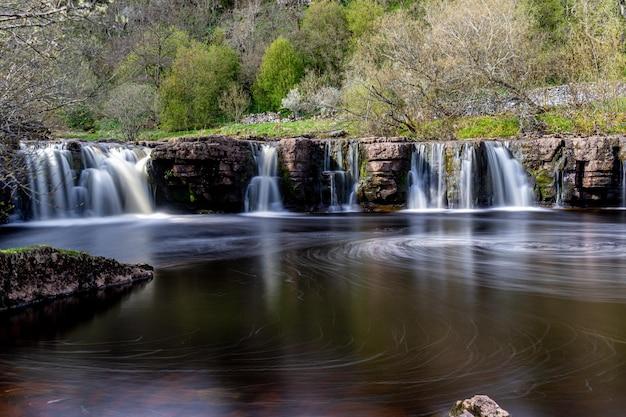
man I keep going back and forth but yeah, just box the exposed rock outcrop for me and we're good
[146,134,626,212]
[449,395,510,417]
[148,136,256,212]
[0,246,153,311]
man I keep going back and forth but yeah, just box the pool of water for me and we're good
[1,210,626,417]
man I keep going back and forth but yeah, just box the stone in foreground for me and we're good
[449,395,510,417]
[0,246,153,311]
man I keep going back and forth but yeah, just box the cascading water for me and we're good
[245,143,283,213]
[622,161,626,208]
[484,142,534,208]
[322,140,360,212]
[407,143,447,210]
[458,143,476,209]
[20,142,153,220]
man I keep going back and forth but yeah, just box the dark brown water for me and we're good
[1,210,626,417]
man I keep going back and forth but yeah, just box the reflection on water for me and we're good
[1,211,626,417]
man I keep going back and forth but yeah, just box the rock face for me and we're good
[358,138,414,211]
[145,134,626,212]
[449,395,510,417]
[0,246,153,311]
[148,136,256,212]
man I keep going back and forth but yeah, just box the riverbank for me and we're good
[0,246,153,311]
[57,101,626,143]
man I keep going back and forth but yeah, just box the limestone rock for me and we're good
[449,395,510,417]
[0,246,153,311]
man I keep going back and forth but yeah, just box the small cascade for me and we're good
[322,140,360,212]
[484,142,534,208]
[20,142,153,220]
[622,161,626,208]
[458,143,476,209]
[245,143,284,213]
[407,143,447,210]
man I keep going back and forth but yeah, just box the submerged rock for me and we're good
[449,395,510,417]
[0,246,153,311]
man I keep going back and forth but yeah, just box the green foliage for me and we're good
[160,41,240,131]
[115,27,191,88]
[253,37,304,111]
[456,116,520,139]
[345,0,384,41]
[299,0,350,85]
[524,0,570,45]
[63,105,96,131]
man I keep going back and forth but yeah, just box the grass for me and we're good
[59,118,351,142]
[0,245,85,257]
[57,100,626,142]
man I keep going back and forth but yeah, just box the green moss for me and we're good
[0,245,85,257]
[530,168,555,200]
[188,185,197,203]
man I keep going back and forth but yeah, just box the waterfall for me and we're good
[20,142,153,220]
[245,143,283,213]
[458,143,476,209]
[322,140,360,212]
[407,143,447,210]
[484,142,534,208]
[622,161,626,208]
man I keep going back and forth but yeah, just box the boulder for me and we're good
[0,246,153,311]
[449,395,510,417]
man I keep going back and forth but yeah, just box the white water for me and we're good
[20,143,153,220]
[484,142,534,208]
[458,143,476,209]
[322,141,360,212]
[407,143,447,210]
[245,143,284,213]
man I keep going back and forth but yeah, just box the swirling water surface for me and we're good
[1,211,626,417]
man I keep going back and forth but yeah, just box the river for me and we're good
[1,210,626,416]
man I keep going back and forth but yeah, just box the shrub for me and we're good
[104,83,158,141]
[219,84,250,122]
[63,106,96,131]
[281,72,341,116]
[160,41,239,131]
[253,37,304,112]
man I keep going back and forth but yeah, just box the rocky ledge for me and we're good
[0,246,153,311]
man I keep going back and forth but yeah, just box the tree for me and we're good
[104,83,158,141]
[345,0,384,42]
[253,37,304,111]
[219,84,250,122]
[160,41,239,131]
[299,0,350,85]
[115,26,191,88]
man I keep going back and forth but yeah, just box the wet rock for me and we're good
[278,137,324,211]
[449,395,510,417]
[148,136,256,212]
[0,246,153,311]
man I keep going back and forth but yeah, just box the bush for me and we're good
[281,71,341,116]
[299,0,350,85]
[253,37,304,112]
[63,106,96,131]
[104,83,158,141]
[219,84,250,122]
[160,41,239,131]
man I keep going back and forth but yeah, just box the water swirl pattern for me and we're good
[1,210,626,417]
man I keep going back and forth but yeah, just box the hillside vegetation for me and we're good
[1,0,625,143]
